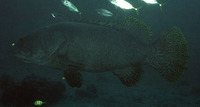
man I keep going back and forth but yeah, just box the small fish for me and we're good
[108,0,141,15]
[96,9,113,17]
[51,13,56,18]
[33,100,45,106]
[11,43,15,46]
[50,13,66,19]
[141,0,166,11]
[62,77,66,80]
[61,0,81,14]
[109,0,134,10]
[142,0,158,4]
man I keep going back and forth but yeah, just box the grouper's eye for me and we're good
[19,38,26,43]
[18,38,28,48]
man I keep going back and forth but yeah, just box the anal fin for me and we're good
[112,66,143,87]
[64,68,82,88]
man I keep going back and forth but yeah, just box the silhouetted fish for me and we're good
[11,17,189,88]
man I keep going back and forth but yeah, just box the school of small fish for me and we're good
[49,0,168,18]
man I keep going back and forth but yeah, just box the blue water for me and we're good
[0,0,200,106]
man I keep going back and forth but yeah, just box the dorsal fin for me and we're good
[70,19,117,28]
[70,17,153,44]
[118,17,153,44]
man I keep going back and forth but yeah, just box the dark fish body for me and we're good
[12,18,189,87]
[51,22,151,72]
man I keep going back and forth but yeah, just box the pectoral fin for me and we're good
[64,68,82,88]
[112,66,143,87]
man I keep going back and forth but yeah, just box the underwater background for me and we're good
[0,0,199,106]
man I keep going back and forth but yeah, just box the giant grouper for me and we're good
[11,17,189,88]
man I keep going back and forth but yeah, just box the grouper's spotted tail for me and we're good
[147,26,189,82]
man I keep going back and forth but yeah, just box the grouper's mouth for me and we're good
[10,42,38,64]
[10,49,49,65]
[9,44,32,62]
[10,49,33,63]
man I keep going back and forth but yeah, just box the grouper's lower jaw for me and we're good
[11,52,46,65]
[11,53,31,63]
[9,49,27,63]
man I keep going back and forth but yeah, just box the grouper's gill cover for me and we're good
[13,26,66,64]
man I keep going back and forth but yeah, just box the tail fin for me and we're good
[159,2,167,12]
[147,26,189,82]
[134,6,142,15]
